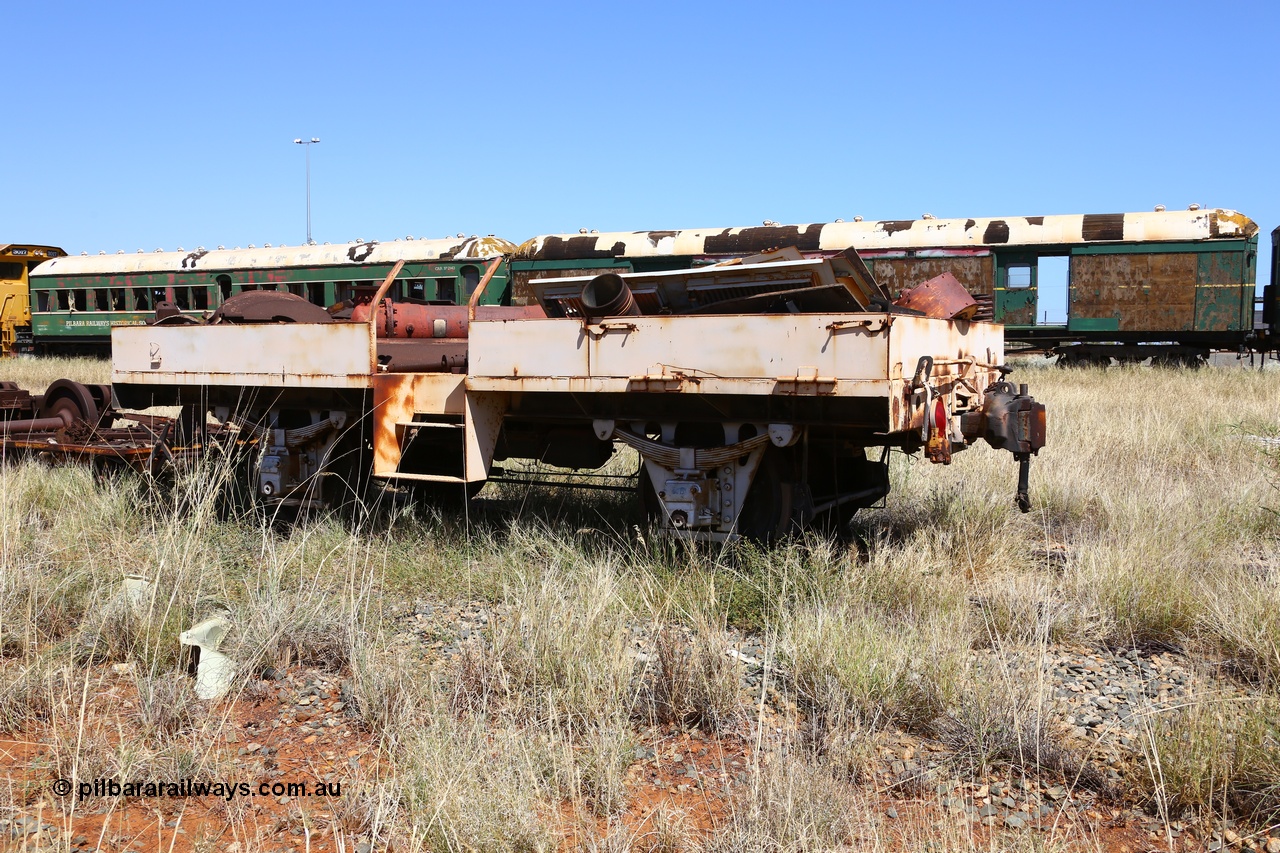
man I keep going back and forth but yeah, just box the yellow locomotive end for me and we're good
[0,244,65,355]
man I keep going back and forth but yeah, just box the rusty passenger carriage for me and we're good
[514,207,1270,366]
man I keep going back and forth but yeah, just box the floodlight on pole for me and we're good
[293,137,321,245]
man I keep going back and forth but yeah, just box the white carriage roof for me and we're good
[33,235,516,277]
[515,209,1258,261]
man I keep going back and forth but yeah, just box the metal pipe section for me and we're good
[350,302,471,339]
[581,273,640,321]
[0,410,73,434]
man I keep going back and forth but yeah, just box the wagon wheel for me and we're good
[37,379,101,427]
[88,384,113,412]
[736,448,797,543]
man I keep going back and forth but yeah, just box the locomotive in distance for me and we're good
[12,206,1278,364]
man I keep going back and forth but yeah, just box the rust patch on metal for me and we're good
[870,256,993,298]
[982,221,1010,244]
[1071,252,1197,331]
[879,221,916,236]
[1025,216,1044,226]
[1081,213,1125,242]
[526,236,623,260]
[1210,210,1259,239]
[964,219,976,231]
[210,291,333,324]
[702,225,822,254]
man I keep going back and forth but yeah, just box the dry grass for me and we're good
[2,355,110,393]
[1137,694,1280,825]
[1,358,1278,848]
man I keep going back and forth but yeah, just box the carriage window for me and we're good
[133,288,149,310]
[288,283,304,297]
[307,282,326,306]
[72,290,87,311]
[112,288,127,310]
[173,287,190,310]
[37,292,49,311]
[1006,265,1032,289]
[435,278,456,303]
[336,281,354,303]
[217,275,233,300]
[406,279,425,301]
[193,287,209,310]
[95,289,109,310]
[56,290,70,310]
[151,288,166,306]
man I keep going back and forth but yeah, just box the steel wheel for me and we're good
[736,448,796,543]
[38,379,100,427]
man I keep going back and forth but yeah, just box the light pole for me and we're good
[293,137,320,245]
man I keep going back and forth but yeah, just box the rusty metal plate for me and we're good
[893,272,980,320]
[1070,253,1197,332]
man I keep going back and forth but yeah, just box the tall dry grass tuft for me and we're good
[1138,694,1280,825]
[479,558,637,729]
[702,750,866,851]
[1203,573,1280,687]
[786,602,968,733]
[936,656,1106,793]
[638,622,743,731]
[386,710,558,852]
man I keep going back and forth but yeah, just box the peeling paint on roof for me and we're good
[33,235,516,278]
[515,210,1258,260]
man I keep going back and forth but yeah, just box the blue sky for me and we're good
[6,1,1277,286]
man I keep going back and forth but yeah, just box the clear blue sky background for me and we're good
[6,1,1277,290]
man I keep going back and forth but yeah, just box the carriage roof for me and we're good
[32,235,515,278]
[515,209,1258,261]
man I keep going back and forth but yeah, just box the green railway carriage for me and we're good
[28,235,515,354]
[513,208,1264,364]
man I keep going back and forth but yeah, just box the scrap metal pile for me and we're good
[0,379,219,474]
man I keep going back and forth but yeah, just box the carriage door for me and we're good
[994,254,1037,326]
